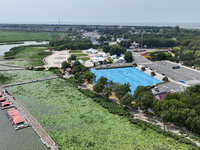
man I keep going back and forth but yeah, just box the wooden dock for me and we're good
[0,85,58,150]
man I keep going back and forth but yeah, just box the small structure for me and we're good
[87,48,98,54]
[66,68,73,74]
[71,60,76,64]
[49,48,52,51]
[66,48,68,50]
[154,91,170,100]
[113,58,119,63]
[110,54,117,59]
[78,59,85,65]
[130,41,139,48]
[0,93,2,97]
[119,57,124,62]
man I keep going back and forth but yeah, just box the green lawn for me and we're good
[0,30,63,42]
[69,50,82,53]
[76,57,90,61]
[72,53,88,57]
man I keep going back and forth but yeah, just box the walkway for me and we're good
[0,63,27,68]
[0,68,27,71]
[0,85,58,149]
[3,76,60,87]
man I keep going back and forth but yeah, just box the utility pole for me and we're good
[141,31,143,49]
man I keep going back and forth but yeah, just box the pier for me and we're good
[3,76,60,87]
[0,84,58,150]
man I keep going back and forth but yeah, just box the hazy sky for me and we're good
[1,0,200,25]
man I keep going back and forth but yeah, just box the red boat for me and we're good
[6,108,29,130]
[1,101,14,110]
[0,97,6,102]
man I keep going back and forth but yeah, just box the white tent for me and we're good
[102,52,107,57]
[110,54,117,59]
[98,57,105,61]
[87,48,98,54]
[97,52,103,56]
[113,58,119,63]
[78,59,85,64]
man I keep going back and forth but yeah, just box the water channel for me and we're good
[0,41,48,150]
[0,41,49,56]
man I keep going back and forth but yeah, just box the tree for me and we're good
[93,83,104,94]
[109,46,126,56]
[68,55,77,62]
[161,110,171,130]
[102,87,112,98]
[141,67,145,71]
[72,66,81,74]
[61,61,70,69]
[99,36,106,42]
[83,71,96,83]
[97,76,108,86]
[151,71,156,76]
[73,61,81,68]
[121,94,133,106]
[114,82,131,100]
[77,76,84,85]
[102,46,110,53]
[124,51,133,62]
[162,77,168,82]
[174,25,180,32]
[74,72,81,80]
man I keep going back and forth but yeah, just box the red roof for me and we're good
[7,108,24,125]
[1,101,10,106]
[0,97,5,102]
[66,68,72,72]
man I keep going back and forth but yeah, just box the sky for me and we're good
[1,0,200,25]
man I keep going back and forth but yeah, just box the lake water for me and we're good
[0,41,49,55]
[90,67,161,94]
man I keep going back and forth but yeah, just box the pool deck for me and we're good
[0,84,58,150]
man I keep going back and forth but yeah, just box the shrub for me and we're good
[151,72,156,76]
[189,135,200,142]
[35,67,45,71]
[141,67,146,71]
[162,77,169,82]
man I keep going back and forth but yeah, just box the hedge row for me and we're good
[78,88,96,98]
[35,67,45,71]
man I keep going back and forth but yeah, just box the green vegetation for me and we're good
[141,67,146,71]
[72,53,88,57]
[124,51,133,62]
[0,41,24,45]
[69,50,82,53]
[76,57,90,61]
[189,135,200,142]
[49,38,94,50]
[153,85,200,135]
[0,30,63,42]
[147,118,156,122]
[4,46,51,66]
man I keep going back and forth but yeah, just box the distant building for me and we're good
[130,41,139,48]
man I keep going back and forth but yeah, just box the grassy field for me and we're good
[69,50,82,53]
[73,53,88,57]
[0,30,64,42]
[4,77,197,150]
[76,57,90,61]
[4,46,51,66]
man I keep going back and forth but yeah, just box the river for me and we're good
[0,41,49,56]
[0,41,48,150]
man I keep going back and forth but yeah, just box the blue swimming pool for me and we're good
[90,67,161,94]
